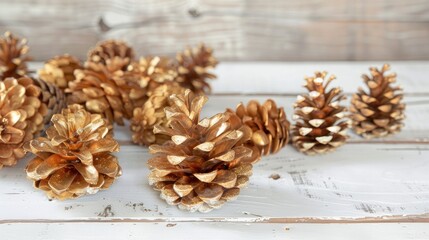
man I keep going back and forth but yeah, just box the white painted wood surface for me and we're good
[1,62,429,239]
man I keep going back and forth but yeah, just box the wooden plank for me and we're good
[1,143,428,221]
[1,0,429,61]
[2,222,429,240]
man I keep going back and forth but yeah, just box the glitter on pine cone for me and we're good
[38,54,82,90]
[0,31,30,80]
[24,104,121,200]
[66,60,142,125]
[148,90,254,212]
[88,39,135,70]
[0,78,43,168]
[228,99,290,162]
[131,83,186,146]
[292,72,350,155]
[175,44,218,94]
[350,64,405,139]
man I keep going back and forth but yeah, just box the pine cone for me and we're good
[148,90,254,212]
[66,60,140,125]
[0,31,30,80]
[126,56,178,106]
[38,54,82,90]
[24,104,121,200]
[176,44,217,94]
[350,64,405,138]
[0,78,42,168]
[292,72,349,155]
[131,83,185,146]
[229,99,290,161]
[88,40,134,70]
[32,77,67,129]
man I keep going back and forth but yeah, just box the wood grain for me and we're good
[1,0,428,61]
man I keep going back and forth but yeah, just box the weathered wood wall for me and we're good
[0,0,428,61]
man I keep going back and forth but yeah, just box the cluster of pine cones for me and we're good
[0,31,405,212]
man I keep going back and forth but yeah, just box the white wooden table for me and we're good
[1,62,429,239]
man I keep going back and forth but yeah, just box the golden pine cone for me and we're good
[24,104,121,200]
[292,72,350,155]
[148,90,254,212]
[229,99,290,161]
[0,78,43,168]
[66,60,141,125]
[350,64,405,138]
[88,40,134,70]
[176,44,217,94]
[38,54,82,90]
[131,83,186,146]
[0,31,30,79]
[126,56,178,106]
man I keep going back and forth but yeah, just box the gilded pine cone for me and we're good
[350,64,405,138]
[88,39,134,70]
[66,60,140,125]
[0,78,42,168]
[38,54,82,90]
[176,44,217,94]
[148,90,254,212]
[131,83,186,146]
[0,31,30,79]
[126,56,178,106]
[25,104,121,200]
[292,72,350,155]
[229,99,290,162]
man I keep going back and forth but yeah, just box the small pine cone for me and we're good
[131,83,186,146]
[148,90,254,212]
[176,44,218,94]
[350,64,405,138]
[292,72,349,155]
[0,78,42,168]
[229,99,290,162]
[126,56,178,106]
[66,60,139,125]
[38,54,82,90]
[24,104,121,200]
[0,31,30,79]
[88,39,134,70]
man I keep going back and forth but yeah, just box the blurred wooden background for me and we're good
[0,0,428,61]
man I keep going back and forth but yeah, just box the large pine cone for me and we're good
[25,104,121,200]
[176,44,217,94]
[88,40,134,70]
[0,31,30,79]
[0,78,42,168]
[148,90,254,212]
[131,83,185,146]
[38,54,82,90]
[292,72,349,155]
[67,60,141,125]
[229,99,290,161]
[350,64,405,138]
